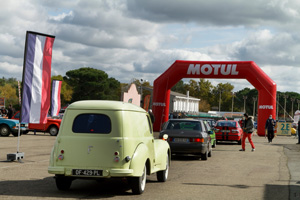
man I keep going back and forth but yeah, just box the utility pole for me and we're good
[283,94,288,121]
[291,98,295,116]
[231,92,235,117]
[276,93,280,120]
[243,96,247,113]
[219,90,222,113]
[253,97,257,120]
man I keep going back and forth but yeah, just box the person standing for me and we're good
[265,115,276,143]
[7,104,13,119]
[240,113,255,152]
[297,118,300,144]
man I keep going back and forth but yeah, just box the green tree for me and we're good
[171,80,186,94]
[64,68,120,102]
[211,83,234,111]
[0,84,18,107]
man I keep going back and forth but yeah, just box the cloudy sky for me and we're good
[1,0,300,92]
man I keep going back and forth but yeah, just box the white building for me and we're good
[169,91,200,114]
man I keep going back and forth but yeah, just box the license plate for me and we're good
[174,138,189,142]
[72,169,103,176]
[221,130,230,133]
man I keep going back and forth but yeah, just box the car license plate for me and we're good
[72,169,103,176]
[221,130,230,133]
[174,138,189,142]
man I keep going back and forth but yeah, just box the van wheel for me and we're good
[157,154,169,182]
[0,125,11,137]
[49,126,58,136]
[55,176,72,190]
[129,165,147,194]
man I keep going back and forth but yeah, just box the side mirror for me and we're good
[163,134,168,141]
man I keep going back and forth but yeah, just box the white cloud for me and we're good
[1,0,300,94]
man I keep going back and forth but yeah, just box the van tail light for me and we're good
[58,149,64,160]
[190,138,204,143]
[232,129,239,133]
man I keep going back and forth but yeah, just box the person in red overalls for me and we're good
[239,113,255,152]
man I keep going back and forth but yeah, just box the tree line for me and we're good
[171,79,300,119]
[0,67,299,119]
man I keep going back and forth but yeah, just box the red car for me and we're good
[12,111,61,136]
[214,120,243,144]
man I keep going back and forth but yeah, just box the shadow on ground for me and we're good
[0,177,136,199]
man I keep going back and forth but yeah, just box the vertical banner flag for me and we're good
[20,31,55,123]
[50,80,62,117]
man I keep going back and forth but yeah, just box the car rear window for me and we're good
[216,121,237,127]
[166,121,202,131]
[72,114,111,134]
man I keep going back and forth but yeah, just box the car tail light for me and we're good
[190,138,204,143]
[114,151,119,156]
[168,137,173,141]
[61,150,64,154]
[232,129,239,133]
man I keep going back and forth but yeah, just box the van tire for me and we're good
[55,176,72,190]
[49,126,59,136]
[157,154,169,182]
[129,165,147,194]
[0,125,11,137]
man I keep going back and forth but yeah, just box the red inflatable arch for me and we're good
[152,60,276,137]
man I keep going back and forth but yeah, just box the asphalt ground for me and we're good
[0,131,300,200]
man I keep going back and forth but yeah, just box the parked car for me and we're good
[254,121,257,129]
[0,117,28,137]
[12,111,61,136]
[202,120,217,148]
[214,120,243,144]
[48,100,170,194]
[159,119,212,160]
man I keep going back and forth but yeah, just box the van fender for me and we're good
[129,143,149,177]
[154,139,171,169]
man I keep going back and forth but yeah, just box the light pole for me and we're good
[276,93,280,120]
[219,90,222,113]
[283,94,288,121]
[243,96,247,113]
[291,98,295,116]
[231,92,235,117]
[253,97,257,119]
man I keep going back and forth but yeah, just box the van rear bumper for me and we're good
[48,166,134,177]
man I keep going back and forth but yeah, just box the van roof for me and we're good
[67,100,147,112]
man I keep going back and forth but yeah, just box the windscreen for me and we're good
[166,121,202,131]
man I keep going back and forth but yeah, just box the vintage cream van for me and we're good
[48,100,170,194]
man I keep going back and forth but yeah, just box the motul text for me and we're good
[187,64,239,75]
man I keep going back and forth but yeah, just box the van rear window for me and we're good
[72,114,111,134]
